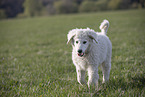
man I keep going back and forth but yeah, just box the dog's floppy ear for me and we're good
[67,29,76,44]
[88,32,98,43]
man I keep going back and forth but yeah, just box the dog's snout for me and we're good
[78,49,82,53]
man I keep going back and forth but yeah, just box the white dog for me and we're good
[67,20,112,89]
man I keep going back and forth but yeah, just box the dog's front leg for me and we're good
[87,66,99,90]
[76,67,86,86]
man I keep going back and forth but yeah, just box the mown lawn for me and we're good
[0,9,145,96]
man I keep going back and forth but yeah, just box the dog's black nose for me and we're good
[78,49,82,53]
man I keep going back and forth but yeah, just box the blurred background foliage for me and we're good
[0,0,144,19]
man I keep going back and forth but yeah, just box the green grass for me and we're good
[0,9,145,96]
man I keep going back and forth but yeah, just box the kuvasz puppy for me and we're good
[67,20,112,89]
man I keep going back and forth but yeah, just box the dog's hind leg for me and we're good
[101,62,111,83]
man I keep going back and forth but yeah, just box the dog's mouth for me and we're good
[78,53,84,57]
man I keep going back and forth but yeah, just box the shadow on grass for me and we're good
[92,74,145,96]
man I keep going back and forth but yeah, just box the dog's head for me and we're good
[67,28,98,57]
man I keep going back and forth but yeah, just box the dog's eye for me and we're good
[76,41,78,44]
[83,41,87,44]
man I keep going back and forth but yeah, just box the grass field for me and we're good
[0,9,145,96]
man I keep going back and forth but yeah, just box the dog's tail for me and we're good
[99,19,109,35]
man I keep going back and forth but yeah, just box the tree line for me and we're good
[0,0,144,19]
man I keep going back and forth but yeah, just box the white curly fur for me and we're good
[67,20,112,89]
